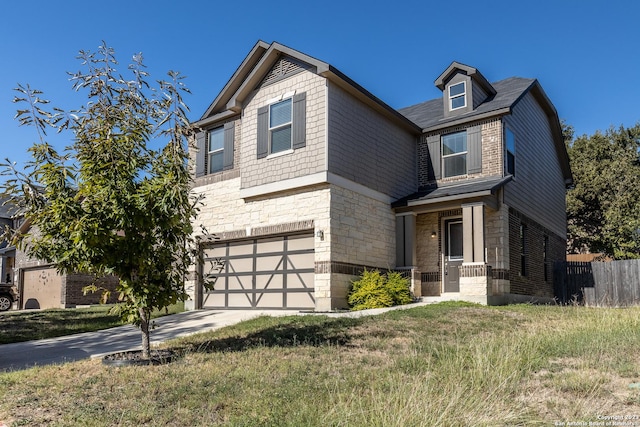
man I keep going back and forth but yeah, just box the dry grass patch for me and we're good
[3,302,640,426]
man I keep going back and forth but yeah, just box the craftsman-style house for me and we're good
[186,41,572,311]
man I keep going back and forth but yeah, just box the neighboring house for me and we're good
[186,41,572,311]
[2,210,119,310]
[0,199,17,288]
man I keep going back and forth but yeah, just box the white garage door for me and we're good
[201,234,315,309]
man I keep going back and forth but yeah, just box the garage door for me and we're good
[22,267,63,309]
[202,234,315,309]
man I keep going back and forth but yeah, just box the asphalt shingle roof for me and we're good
[398,77,536,130]
[392,175,512,208]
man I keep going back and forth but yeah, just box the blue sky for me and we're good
[1,0,638,170]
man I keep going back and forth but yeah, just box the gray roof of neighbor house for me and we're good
[398,77,536,132]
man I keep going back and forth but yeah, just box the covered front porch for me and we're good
[393,176,511,305]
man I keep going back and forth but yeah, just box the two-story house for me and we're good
[186,41,572,311]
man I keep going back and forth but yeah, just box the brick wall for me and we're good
[62,274,120,307]
[508,208,565,297]
[418,118,504,188]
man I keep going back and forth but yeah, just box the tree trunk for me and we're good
[139,307,151,359]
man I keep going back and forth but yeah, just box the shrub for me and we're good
[348,269,413,311]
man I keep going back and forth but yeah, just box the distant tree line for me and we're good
[565,122,640,260]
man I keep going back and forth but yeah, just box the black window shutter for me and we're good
[427,135,441,180]
[223,121,235,170]
[292,92,306,149]
[467,125,482,174]
[196,131,206,177]
[257,106,269,159]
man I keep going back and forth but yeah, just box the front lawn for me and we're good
[1,302,640,425]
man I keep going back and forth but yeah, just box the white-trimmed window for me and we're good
[208,127,224,174]
[269,98,292,154]
[442,131,467,177]
[449,82,466,110]
[506,128,516,176]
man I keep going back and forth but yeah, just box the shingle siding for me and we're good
[240,70,326,190]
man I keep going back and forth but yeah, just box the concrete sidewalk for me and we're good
[0,302,430,371]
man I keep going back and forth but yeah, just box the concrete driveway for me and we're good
[0,302,430,371]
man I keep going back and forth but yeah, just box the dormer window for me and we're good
[449,82,466,110]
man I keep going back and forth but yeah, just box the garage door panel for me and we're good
[255,274,283,289]
[287,272,314,289]
[228,257,253,272]
[226,275,252,291]
[203,246,226,259]
[22,267,63,310]
[203,292,226,307]
[228,242,254,256]
[256,238,284,253]
[255,292,284,308]
[227,292,254,308]
[256,255,284,271]
[288,235,313,251]
[288,253,314,270]
[202,233,314,310]
[286,292,315,308]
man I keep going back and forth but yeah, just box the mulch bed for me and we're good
[102,349,177,367]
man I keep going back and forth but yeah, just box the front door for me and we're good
[443,219,463,292]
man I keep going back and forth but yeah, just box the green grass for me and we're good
[0,302,184,344]
[2,302,640,426]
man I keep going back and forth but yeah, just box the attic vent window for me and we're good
[449,82,466,110]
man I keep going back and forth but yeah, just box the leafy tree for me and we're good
[566,124,640,259]
[1,43,200,359]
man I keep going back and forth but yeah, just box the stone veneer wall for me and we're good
[322,184,397,310]
[187,176,332,310]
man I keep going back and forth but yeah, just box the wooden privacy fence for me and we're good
[554,260,640,307]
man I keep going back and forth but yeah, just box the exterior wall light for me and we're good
[316,230,324,241]
[431,231,437,239]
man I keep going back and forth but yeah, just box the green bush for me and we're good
[348,269,413,311]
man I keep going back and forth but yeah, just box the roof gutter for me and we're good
[422,107,511,134]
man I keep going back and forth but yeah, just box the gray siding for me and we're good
[503,92,567,238]
[327,82,418,200]
[472,80,488,109]
[239,70,326,190]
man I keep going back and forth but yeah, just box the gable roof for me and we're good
[434,61,497,97]
[399,77,536,132]
[196,41,420,134]
[399,76,572,186]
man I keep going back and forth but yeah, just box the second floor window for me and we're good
[449,82,466,110]
[269,98,292,154]
[208,127,224,174]
[442,131,467,178]
[506,128,516,176]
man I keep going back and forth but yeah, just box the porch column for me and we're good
[462,203,485,263]
[395,213,416,268]
[460,203,493,304]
